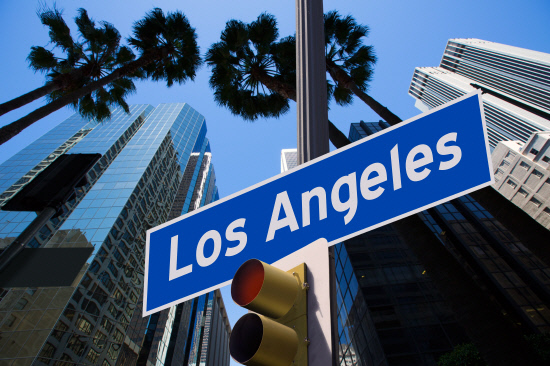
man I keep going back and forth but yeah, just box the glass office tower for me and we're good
[408,38,550,149]
[341,121,550,366]
[281,119,550,365]
[0,104,230,366]
[280,146,466,366]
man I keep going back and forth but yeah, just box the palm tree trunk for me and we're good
[0,51,162,146]
[0,64,96,118]
[326,60,402,125]
[0,82,60,117]
[254,72,350,148]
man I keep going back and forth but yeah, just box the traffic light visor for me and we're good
[231,259,299,319]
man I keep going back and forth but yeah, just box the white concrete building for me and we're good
[409,38,550,149]
[492,131,550,229]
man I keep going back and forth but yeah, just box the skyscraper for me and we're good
[351,121,550,365]
[280,144,467,365]
[281,119,550,365]
[408,38,550,264]
[408,38,550,149]
[491,131,550,229]
[0,103,230,365]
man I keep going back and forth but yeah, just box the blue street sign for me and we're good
[144,91,493,315]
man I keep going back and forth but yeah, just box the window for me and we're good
[81,274,93,289]
[64,307,76,321]
[53,321,69,341]
[89,261,101,274]
[112,329,124,343]
[14,298,28,310]
[519,161,530,170]
[517,188,528,197]
[506,179,517,189]
[108,262,119,278]
[530,197,542,208]
[530,148,539,156]
[67,336,86,356]
[38,225,52,240]
[99,272,115,292]
[542,156,550,163]
[100,317,113,333]
[107,343,121,360]
[39,342,56,359]
[5,314,16,328]
[77,317,93,334]
[86,348,100,363]
[108,303,120,319]
[72,289,83,303]
[93,331,107,349]
[97,247,108,262]
[533,170,544,178]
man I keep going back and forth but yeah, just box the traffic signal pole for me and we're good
[296,0,329,164]
[296,1,337,366]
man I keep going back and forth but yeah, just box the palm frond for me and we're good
[248,13,278,54]
[206,14,293,121]
[128,8,201,86]
[38,7,74,51]
[75,8,95,40]
[27,46,58,73]
[324,10,376,100]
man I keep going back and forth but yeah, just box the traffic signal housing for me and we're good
[230,259,308,366]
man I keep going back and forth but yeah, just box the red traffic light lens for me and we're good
[232,259,264,306]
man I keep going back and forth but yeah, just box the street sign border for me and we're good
[144,90,493,316]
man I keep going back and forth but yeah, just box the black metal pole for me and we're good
[296,1,337,366]
[296,0,329,164]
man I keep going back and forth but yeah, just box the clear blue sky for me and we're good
[0,1,549,363]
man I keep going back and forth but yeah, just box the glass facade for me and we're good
[0,103,229,366]
[281,119,550,365]
[331,121,550,366]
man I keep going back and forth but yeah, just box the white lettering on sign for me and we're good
[266,191,299,242]
[265,132,462,241]
[437,133,462,170]
[331,173,358,225]
[169,218,247,280]
[169,235,192,281]
[360,163,387,200]
[302,187,327,227]
[170,132,463,278]
[225,219,247,256]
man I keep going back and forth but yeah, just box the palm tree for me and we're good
[206,13,350,148]
[207,13,548,365]
[323,11,402,125]
[0,8,201,146]
[0,8,136,119]
[209,11,550,265]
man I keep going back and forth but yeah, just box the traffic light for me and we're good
[230,259,309,366]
